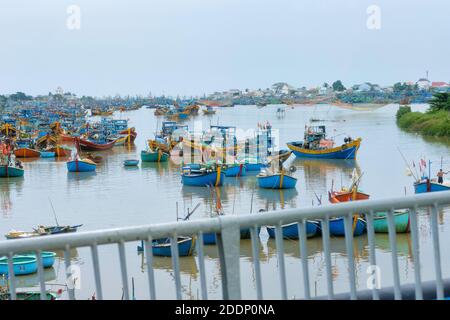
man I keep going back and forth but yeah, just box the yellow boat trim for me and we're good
[215,165,221,186]
[287,138,361,155]
[279,171,284,188]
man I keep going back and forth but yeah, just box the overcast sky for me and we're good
[0,0,449,97]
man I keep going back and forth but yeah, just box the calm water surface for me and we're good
[1,104,449,299]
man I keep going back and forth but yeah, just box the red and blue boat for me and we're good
[414,178,450,193]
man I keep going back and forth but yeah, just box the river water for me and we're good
[0,104,449,299]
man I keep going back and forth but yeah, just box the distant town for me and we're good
[1,77,449,111]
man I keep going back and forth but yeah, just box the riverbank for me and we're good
[396,93,450,137]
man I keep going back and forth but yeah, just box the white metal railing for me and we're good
[1,191,450,300]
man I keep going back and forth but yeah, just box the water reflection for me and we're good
[0,178,24,217]
[0,267,56,288]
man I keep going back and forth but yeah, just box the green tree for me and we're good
[428,92,450,113]
[332,80,346,92]
[9,91,32,101]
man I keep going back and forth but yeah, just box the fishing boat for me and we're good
[257,170,297,189]
[223,163,246,177]
[137,237,196,257]
[14,147,40,158]
[414,178,450,193]
[40,151,56,158]
[67,158,96,172]
[266,221,320,239]
[0,164,24,178]
[287,125,361,159]
[49,145,72,157]
[328,217,366,236]
[203,106,216,115]
[20,252,56,268]
[4,224,82,239]
[202,228,256,245]
[78,137,116,151]
[373,209,410,233]
[119,127,137,143]
[0,256,37,276]
[124,159,139,166]
[141,149,169,162]
[181,164,225,187]
[327,171,368,236]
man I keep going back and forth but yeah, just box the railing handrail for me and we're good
[1,191,449,256]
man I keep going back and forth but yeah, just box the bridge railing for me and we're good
[0,191,449,300]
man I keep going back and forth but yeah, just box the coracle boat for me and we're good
[40,151,55,158]
[19,252,56,268]
[373,209,410,233]
[266,221,320,239]
[287,125,361,159]
[123,159,139,166]
[0,291,61,300]
[0,256,37,276]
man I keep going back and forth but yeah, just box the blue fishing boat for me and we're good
[266,221,320,239]
[287,125,361,159]
[137,237,196,257]
[181,165,225,187]
[202,228,258,245]
[67,158,96,172]
[0,256,37,276]
[224,164,246,177]
[257,171,297,189]
[328,217,366,236]
[123,159,139,166]
[414,179,450,193]
[20,252,56,268]
[40,151,55,158]
[243,162,268,172]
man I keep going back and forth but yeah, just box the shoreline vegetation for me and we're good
[396,93,450,137]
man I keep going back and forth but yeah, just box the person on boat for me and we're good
[437,169,449,184]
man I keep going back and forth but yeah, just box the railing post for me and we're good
[216,218,241,300]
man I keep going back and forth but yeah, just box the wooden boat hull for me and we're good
[0,256,37,276]
[414,180,450,193]
[50,146,72,157]
[224,164,246,177]
[79,138,116,151]
[119,128,137,143]
[141,150,169,162]
[329,217,366,236]
[59,134,76,142]
[266,221,320,239]
[287,138,361,159]
[14,148,40,158]
[257,173,297,189]
[373,210,410,233]
[0,166,24,178]
[182,170,225,187]
[67,159,97,172]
